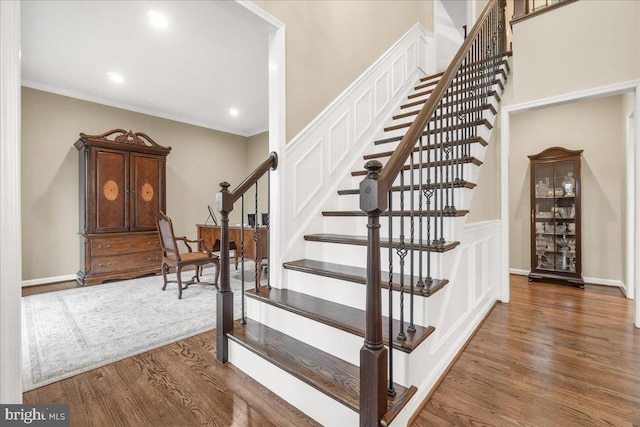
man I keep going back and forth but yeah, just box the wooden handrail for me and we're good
[377,0,503,198]
[215,151,278,363]
[229,151,278,206]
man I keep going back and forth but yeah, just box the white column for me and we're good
[0,0,23,403]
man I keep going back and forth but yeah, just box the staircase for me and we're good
[215,1,509,425]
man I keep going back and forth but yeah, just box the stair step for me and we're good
[245,287,435,353]
[386,104,496,133]
[374,118,492,145]
[401,89,500,110]
[415,66,507,91]
[351,156,482,177]
[228,319,416,421]
[338,180,476,195]
[364,137,487,160]
[322,209,468,218]
[408,78,503,100]
[418,55,510,83]
[393,102,496,121]
[304,233,460,253]
[284,259,449,297]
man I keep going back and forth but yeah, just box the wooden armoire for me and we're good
[75,129,171,285]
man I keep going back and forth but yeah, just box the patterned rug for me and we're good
[22,263,251,391]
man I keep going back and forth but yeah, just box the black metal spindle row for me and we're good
[376,2,506,419]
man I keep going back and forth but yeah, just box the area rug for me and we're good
[22,263,254,391]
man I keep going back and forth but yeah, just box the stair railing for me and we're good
[215,152,278,363]
[358,1,506,425]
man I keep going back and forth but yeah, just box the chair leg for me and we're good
[234,252,238,270]
[161,262,169,291]
[177,266,183,299]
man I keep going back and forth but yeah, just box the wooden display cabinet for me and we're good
[528,147,583,287]
[75,129,171,285]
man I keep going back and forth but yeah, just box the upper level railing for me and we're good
[358,0,507,424]
[512,0,577,23]
[215,151,278,363]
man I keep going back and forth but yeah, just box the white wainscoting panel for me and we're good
[278,24,435,280]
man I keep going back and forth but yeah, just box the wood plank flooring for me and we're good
[23,275,639,426]
[412,275,640,426]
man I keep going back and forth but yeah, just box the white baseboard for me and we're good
[22,274,76,288]
[509,268,626,290]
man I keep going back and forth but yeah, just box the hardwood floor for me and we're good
[412,275,640,426]
[23,275,639,426]
[24,329,320,427]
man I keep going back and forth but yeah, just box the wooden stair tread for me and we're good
[245,287,435,353]
[228,319,416,419]
[284,259,449,297]
[408,78,503,100]
[401,90,500,110]
[364,137,487,160]
[418,56,509,83]
[304,233,460,253]
[337,180,476,195]
[351,156,483,177]
[322,209,468,218]
[415,67,506,90]
[393,102,496,121]
[374,118,493,146]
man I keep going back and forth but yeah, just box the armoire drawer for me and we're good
[89,232,160,256]
[90,250,161,274]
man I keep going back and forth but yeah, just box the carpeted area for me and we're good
[22,264,253,391]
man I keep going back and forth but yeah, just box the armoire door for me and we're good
[94,148,128,232]
[130,153,164,231]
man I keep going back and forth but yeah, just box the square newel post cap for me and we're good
[216,181,234,214]
[359,160,387,214]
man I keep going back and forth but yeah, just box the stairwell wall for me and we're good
[252,0,435,143]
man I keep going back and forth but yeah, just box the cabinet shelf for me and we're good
[528,147,583,287]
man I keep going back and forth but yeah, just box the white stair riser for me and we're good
[284,268,431,327]
[304,240,456,278]
[228,341,359,426]
[321,215,467,241]
[337,186,477,213]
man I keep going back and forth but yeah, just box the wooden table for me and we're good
[196,224,268,278]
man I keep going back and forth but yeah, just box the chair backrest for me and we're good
[156,211,178,256]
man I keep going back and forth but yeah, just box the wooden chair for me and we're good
[156,211,220,299]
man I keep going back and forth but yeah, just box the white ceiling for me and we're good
[21,1,272,137]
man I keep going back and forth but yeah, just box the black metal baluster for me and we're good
[387,189,395,397]
[397,170,406,341]
[424,129,434,292]
[417,134,424,290]
[267,170,271,290]
[253,181,260,293]
[408,151,416,333]
[241,194,246,324]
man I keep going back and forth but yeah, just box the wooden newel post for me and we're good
[216,181,234,363]
[359,160,388,427]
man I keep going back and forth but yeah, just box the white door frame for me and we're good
[0,0,23,403]
[0,0,286,402]
[500,80,640,328]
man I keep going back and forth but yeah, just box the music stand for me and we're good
[206,205,218,226]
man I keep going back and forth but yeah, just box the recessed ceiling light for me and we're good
[107,72,124,84]
[147,11,168,29]
[229,108,239,117]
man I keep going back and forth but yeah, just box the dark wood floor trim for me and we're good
[407,300,498,426]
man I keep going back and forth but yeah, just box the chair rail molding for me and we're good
[277,24,435,280]
[0,0,23,403]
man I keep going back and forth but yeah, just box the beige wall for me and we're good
[22,88,251,280]
[509,95,626,281]
[244,131,270,224]
[254,0,434,142]
[511,0,640,104]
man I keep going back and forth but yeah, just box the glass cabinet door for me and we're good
[529,147,582,286]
